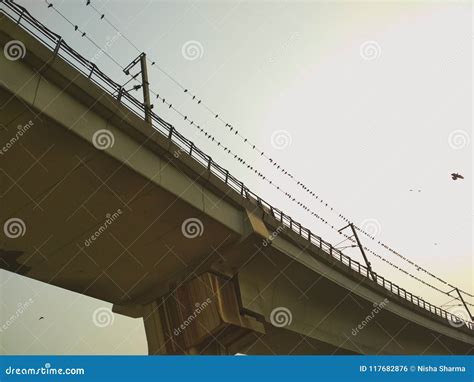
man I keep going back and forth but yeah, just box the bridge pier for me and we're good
[122,272,265,355]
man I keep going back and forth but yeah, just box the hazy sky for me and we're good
[1,0,472,354]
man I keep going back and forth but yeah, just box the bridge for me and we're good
[0,1,473,355]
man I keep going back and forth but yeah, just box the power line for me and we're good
[43,0,473,307]
[79,0,474,300]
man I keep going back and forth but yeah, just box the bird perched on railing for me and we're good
[451,173,464,181]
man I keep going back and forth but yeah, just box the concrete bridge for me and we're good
[1,2,473,355]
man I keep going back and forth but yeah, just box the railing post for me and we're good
[53,38,62,57]
[16,9,25,24]
[88,64,96,79]
[168,127,174,139]
[189,143,194,156]
[224,170,229,184]
[117,86,124,102]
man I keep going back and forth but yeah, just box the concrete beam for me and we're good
[140,272,264,355]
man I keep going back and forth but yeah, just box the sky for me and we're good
[0,0,472,354]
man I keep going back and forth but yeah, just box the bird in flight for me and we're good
[451,173,464,181]
[39,316,44,320]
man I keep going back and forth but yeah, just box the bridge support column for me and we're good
[142,272,265,355]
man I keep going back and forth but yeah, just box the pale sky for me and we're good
[0,0,472,354]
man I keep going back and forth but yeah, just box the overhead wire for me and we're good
[43,0,473,309]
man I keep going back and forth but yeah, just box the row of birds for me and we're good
[33,173,465,321]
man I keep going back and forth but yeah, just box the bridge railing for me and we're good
[1,0,472,332]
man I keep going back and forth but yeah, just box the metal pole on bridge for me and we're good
[338,223,377,281]
[140,53,152,125]
[449,288,474,321]
[123,53,153,126]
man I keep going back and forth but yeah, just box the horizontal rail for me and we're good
[1,0,472,331]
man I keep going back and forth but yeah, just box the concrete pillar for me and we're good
[141,272,265,355]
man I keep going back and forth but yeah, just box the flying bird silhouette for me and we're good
[39,316,44,320]
[451,173,464,181]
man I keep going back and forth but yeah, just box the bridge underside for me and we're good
[1,15,473,355]
[0,86,242,305]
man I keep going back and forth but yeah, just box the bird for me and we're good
[451,173,464,181]
[39,316,44,320]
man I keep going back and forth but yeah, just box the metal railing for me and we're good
[1,0,472,331]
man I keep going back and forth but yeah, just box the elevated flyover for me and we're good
[0,1,473,355]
